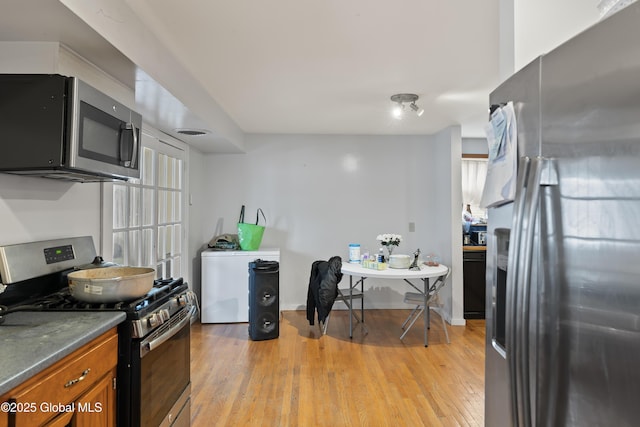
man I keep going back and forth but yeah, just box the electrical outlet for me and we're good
[409,222,415,232]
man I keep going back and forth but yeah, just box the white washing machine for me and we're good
[201,248,280,323]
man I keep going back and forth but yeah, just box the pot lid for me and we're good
[76,256,119,270]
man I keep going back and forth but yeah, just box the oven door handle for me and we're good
[140,308,191,358]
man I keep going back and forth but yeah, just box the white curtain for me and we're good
[461,158,488,219]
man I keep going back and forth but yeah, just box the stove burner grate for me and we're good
[0,277,185,320]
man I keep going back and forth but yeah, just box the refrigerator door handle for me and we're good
[511,157,555,427]
[516,156,545,427]
[506,156,531,427]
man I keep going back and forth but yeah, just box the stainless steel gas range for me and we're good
[0,236,197,426]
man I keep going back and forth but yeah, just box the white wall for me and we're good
[514,0,599,71]
[430,128,463,324]
[499,0,516,80]
[198,131,465,324]
[0,174,101,249]
[462,137,489,156]
[188,146,206,300]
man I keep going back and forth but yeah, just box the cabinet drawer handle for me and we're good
[64,368,91,388]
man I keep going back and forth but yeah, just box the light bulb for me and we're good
[392,103,404,119]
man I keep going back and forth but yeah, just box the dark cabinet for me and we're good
[463,250,486,319]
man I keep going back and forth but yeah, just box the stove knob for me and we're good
[148,314,159,328]
[157,313,166,325]
[177,295,187,306]
[160,309,170,322]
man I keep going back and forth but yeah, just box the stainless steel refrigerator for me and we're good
[485,4,640,426]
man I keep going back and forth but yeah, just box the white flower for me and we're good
[377,233,402,246]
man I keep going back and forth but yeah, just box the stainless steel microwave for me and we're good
[0,74,142,182]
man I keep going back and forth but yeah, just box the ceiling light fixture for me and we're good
[390,93,423,119]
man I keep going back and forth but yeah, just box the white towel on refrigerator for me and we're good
[480,102,518,208]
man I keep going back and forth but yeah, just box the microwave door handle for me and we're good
[129,122,139,169]
[120,123,138,168]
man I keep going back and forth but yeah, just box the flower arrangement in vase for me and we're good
[376,233,402,261]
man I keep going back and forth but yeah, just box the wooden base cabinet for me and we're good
[71,369,116,427]
[0,328,118,427]
[463,250,486,319]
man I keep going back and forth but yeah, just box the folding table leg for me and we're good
[423,278,429,347]
[348,276,353,337]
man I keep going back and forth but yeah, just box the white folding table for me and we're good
[340,262,449,346]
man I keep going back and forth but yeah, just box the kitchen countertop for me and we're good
[0,311,126,395]
[463,245,486,251]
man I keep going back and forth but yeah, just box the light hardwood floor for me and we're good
[190,310,485,426]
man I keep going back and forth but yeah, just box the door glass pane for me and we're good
[113,184,128,229]
[166,191,174,223]
[176,159,183,190]
[129,187,140,227]
[174,192,182,222]
[142,189,154,226]
[113,232,126,265]
[128,230,140,266]
[156,261,165,280]
[158,153,168,188]
[172,256,181,278]
[157,225,165,260]
[165,225,173,258]
[142,228,154,267]
[167,156,175,189]
[142,147,155,185]
[173,224,181,255]
[165,258,173,278]
[158,190,167,224]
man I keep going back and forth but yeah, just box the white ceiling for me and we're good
[127,0,501,137]
[0,1,540,153]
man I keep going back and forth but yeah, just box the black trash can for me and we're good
[248,259,280,341]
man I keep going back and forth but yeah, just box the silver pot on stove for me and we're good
[69,256,154,303]
[67,266,155,303]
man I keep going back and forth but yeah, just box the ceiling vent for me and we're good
[174,128,209,136]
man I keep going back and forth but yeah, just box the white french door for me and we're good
[104,127,187,280]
